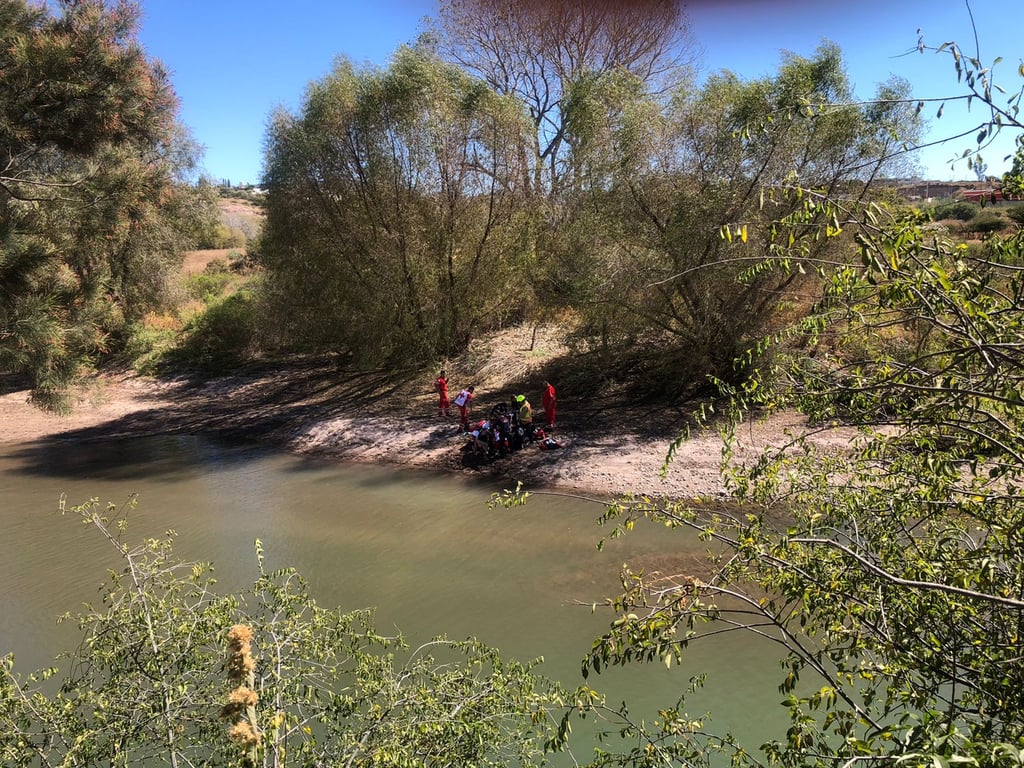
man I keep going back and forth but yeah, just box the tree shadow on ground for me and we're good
[5,345,730,485]
[5,355,426,480]
[487,345,719,442]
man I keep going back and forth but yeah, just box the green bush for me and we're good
[117,322,179,373]
[931,201,978,221]
[185,272,234,303]
[211,223,247,249]
[174,289,259,369]
[966,210,1006,235]
[204,257,231,274]
[185,260,237,303]
[1006,203,1024,225]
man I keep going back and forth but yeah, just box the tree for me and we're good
[0,0,207,411]
[909,26,1024,188]
[0,499,563,767]
[188,176,230,250]
[260,47,532,363]
[557,44,922,396]
[1006,203,1024,225]
[433,0,694,198]
[1001,143,1024,196]
[495,15,1024,768]
[967,209,1006,235]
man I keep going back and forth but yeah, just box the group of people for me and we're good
[434,371,557,458]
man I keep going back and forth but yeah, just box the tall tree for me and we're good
[0,0,200,410]
[433,0,694,197]
[556,44,922,395]
[502,18,1024,768]
[260,47,531,363]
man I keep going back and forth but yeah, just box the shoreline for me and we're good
[0,369,858,501]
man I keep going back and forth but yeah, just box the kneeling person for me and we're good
[515,394,534,443]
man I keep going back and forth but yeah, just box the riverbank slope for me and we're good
[0,350,858,501]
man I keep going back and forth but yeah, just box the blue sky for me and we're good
[136,1,1023,186]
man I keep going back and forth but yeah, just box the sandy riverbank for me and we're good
[0,366,859,501]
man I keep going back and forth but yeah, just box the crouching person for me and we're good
[514,394,535,444]
[467,420,491,455]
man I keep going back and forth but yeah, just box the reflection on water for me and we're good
[1,434,786,754]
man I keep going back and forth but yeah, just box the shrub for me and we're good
[966,210,1006,235]
[1006,203,1024,225]
[204,257,231,274]
[173,289,260,369]
[185,259,238,303]
[117,321,180,373]
[931,201,978,221]
[185,272,234,303]
[212,223,247,249]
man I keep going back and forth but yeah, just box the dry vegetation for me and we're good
[182,248,237,275]
[181,198,264,274]
[1,191,863,501]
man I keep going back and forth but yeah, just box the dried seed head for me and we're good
[228,720,260,745]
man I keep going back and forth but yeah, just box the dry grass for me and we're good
[181,198,265,275]
[444,324,570,396]
[182,248,238,275]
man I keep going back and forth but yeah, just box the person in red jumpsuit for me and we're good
[541,380,556,430]
[435,370,450,418]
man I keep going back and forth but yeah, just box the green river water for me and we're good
[1,433,789,759]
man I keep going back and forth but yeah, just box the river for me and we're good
[1,433,787,757]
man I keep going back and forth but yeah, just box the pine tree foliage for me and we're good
[0,0,209,410]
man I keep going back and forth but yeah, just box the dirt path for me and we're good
[0,363,858,501]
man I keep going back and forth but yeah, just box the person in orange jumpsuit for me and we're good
[541,380,556,430]
[435,370,450,418]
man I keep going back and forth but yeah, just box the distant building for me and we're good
[956,187,1022,204]
[894,180,977,202]
[882,179,1020,204]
